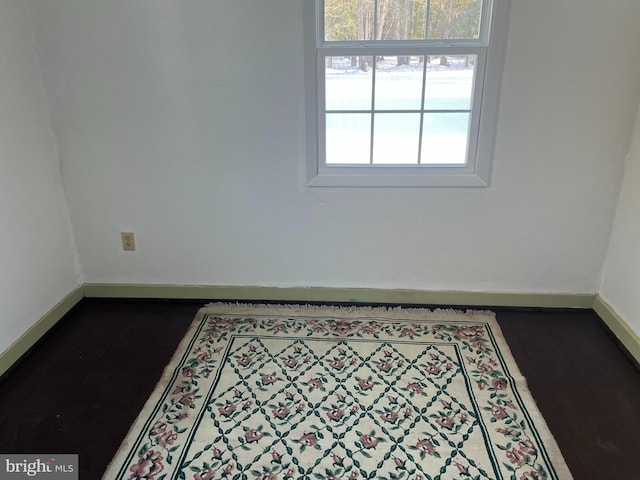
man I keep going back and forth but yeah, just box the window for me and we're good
[305,0,510,187]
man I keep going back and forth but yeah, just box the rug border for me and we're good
[103,307,211,478]
[103,303,573,479]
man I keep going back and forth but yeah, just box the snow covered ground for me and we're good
[324,55,474,165]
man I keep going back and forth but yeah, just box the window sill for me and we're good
[306,169,490,187]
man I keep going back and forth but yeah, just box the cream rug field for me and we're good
[104,304,573,480]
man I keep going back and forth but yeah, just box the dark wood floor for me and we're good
[0,300,638,479]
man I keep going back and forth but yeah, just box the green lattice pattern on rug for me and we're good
[105,305,573,480]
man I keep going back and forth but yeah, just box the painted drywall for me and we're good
[600,102,640,336]
[0,0,80,356]
[29,0,640,293]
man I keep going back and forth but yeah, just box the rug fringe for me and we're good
[201,302,495,322]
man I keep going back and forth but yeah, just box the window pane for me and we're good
[324,0,374,41]
[325,56,373,111]
[420,113,470,164]
[326,113,371,164]
[375,56,424,110]
[324,0,484,42]
[427,0,483,40]
[425,55,475,110]
[377,0,427,40]
[372,113,421,164]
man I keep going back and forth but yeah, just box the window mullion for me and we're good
[373,0,379,41]
[418,58,428,165]
[425,0,431,40]
[370,55,377,165]
[318,45,486,57]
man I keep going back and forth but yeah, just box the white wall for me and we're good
[0,1,80,354]
[29,0,640,294]
[601,102,640,335]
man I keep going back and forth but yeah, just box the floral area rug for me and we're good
[104,304,573,480]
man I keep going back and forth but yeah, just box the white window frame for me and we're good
[304,0,510,187]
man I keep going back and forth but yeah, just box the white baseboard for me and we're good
[82,283,595,309]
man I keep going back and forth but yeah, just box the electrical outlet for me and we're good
[121,232,136,251]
